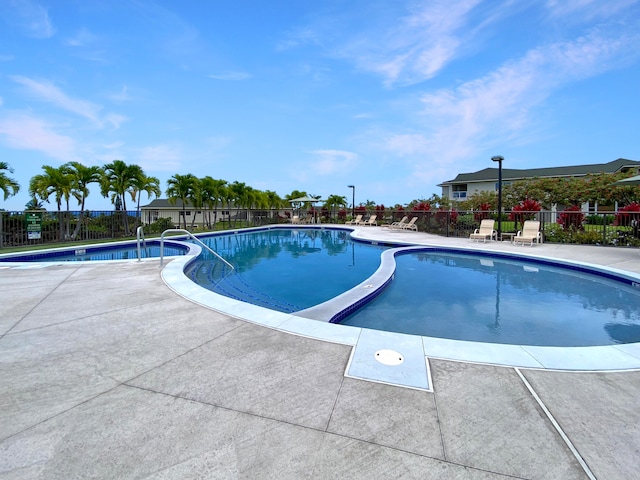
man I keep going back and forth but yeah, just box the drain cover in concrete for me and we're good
[347,329,430,390]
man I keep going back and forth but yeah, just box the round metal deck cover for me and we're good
[375,349,404,366]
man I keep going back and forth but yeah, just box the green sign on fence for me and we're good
[26,211,43,240]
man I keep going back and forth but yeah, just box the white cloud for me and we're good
[380,27,640,170]
[64,27,98,47]
[108,86,132,103]
[308,149,359,175]
[545,0,638,20]
[1,0,55,38]
[333,0,483,86]
[0,113,77,161]
[136,144,183,172]
[11,76,126,129]
[11,75,102,123]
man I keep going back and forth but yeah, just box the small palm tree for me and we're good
[29,165,73,239]
[101,160,141,235]
[166,173,198,229]
[66,161,103,240]
[324,194,347,221]
[131,173,161,229]
[0,162,20,200]
[200,177,227,228]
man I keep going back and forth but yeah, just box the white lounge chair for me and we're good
[382,216,408,229]
[347,214,363,225]
[291,215,300,224]
[360,215,377,226]
[395,216,418,231]
[514,220,542,246]
[470,219,497,242]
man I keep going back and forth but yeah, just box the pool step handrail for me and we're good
[136,226,148,262]
[159,229,234,269]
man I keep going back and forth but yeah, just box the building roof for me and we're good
[141,199,239,209]
[439,158,640,185]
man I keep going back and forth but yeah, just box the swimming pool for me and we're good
[184,227,640,348]
[0,240,188,262]
[185,228,387,312]
[340,249,640,347]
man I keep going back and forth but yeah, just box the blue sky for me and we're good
[1,0,639,211]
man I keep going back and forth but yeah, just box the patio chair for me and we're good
[514,220,542,246]
[291,215,300,224]
[360,215,377,226]
[382,216,408,229]
[347,214,363,225]
[469,219,497,242]
[396,216,418,231]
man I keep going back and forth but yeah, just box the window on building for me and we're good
[452,185,467,199]
[494,181,512,190]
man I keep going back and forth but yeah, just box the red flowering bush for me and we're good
[412,201,431,211]
[509,199,541,228]
[615,202,640,226]
[474,202,493,222]
[557,205,585,230]
[436,207,458,225]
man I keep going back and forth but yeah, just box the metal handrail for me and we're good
[159,229,234,269]
[136,226,148,261]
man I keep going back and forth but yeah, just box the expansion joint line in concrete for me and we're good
[514,368,596,480]
[0,266,80,340]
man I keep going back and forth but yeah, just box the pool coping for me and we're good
[157,226,640,389]
[4,225,640,389]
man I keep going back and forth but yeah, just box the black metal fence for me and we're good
[2,208,640,249]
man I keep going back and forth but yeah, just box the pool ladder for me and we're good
[158,228,234,270]
[136,226,149,261]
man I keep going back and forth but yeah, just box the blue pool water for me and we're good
[0,241,187,262]
[185,228,387,312]
[185,228,640,347]
[340,250,640,347]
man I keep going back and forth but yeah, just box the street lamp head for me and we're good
[347,185,354,188]
[491,155,504,162]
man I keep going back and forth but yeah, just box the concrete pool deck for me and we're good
[1,227,640,479]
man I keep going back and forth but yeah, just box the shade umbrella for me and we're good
[612,174,640,186]
[288,196,325,223]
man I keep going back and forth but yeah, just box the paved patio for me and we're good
[1,228,640,479]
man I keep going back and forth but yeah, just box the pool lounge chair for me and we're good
[470,219,497,242]
[347,214,363,225]
[514,220,542,246]
[395,216,418,231]
[360,215,377,226]
[291,215,300,224]
[382,216,408,229]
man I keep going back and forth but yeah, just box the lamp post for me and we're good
[347,185,355,218]
[491,155,504,239]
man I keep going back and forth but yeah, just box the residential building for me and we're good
[439,158,640,210]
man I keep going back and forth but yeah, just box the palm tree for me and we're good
[131,173,161,229]
[228,181,253,227]
[24,198,44,210]
[101,160,141,235]
[166,173,198,229]
[324,194,347,221]
[0,162,20,200]
[263,190,283,219]
[66,161,103,240]
[29,165,73,239]
[200,177,227,228]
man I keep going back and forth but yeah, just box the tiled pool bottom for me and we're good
[162,251,640,391]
